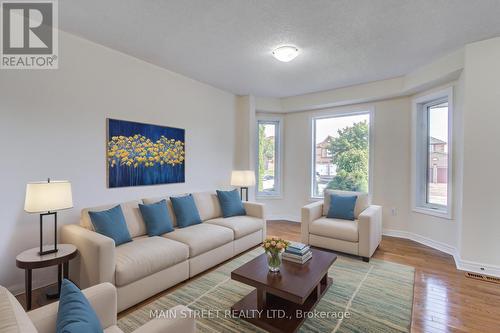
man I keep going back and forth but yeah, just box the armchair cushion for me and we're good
[309,217,359,242]
[326,194,357,221]
[56,279,103,333]
[323,189,369,218]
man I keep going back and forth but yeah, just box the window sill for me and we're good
[413,207,452,220]
[256,195,283,200]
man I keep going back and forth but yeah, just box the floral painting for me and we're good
[107,119,185,188]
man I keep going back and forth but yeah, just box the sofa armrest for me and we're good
[27,283,117,333]
[61,224,116,288]
[301,201,323,244]
[133,305,196,333]
[243,201,266,241]
[243,201,265,219]
[358,205,382,258]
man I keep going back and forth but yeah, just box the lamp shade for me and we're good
[24,180,73,213]
[230,170,255,187]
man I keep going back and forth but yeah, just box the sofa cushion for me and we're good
[323,190,369,218]
[89,205,132,246]
[192,191,222,221]
[56,279,103,333]
[170,194,202,228]
[309,217,359,242]
[163,223,233,257]
[139,200,174,236]
[205,216,263,239]
[0,286,37,333]
[142,197,180,227]
[81,201,146,238]
[115,237,189,286]
[216,189,246,218]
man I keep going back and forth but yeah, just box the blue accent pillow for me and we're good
[327,194,358,221]
[139,200,174,236]
[56,279,103,333]
[216,189,246,218]
[170,194,202,228]
[88,205,132,246]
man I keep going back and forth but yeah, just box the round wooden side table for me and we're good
[16,244,78,310]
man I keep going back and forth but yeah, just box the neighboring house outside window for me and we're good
[412,88,453,218]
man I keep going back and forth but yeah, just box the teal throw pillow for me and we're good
[216,189,246,218]
[139,199,174,236]
[327,194,357,221]
[56,279,103,333]
[88,205,132,246]
[170,194,202,228]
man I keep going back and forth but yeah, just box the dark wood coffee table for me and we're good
[231,247,337,333]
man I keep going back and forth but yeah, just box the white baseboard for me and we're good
[266,215,301,222]
[383,229,457,256]
[383,229,500,278]
[456,258,500,278]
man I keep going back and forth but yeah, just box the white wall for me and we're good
[257,98,413,234]
[255,39,500,276]
[0,31,237,292]
[460,37,500,271]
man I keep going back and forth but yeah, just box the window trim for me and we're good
[310,108,374,200]
[412,88,453,219]
[256,116,283,199]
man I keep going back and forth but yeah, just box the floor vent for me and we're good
[465,272,500,284]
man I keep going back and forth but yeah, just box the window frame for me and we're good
[310,109,374,199]
[255,117,283,199]
[412,88,453,219]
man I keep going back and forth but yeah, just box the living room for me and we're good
[1,1,499,332]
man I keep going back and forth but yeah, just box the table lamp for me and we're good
[24,179,73,256]
[230,170,255,201]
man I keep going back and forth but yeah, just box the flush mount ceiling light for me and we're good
[272,45,299,62]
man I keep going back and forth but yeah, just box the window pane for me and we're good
[313,114,370,197]
[427,102,448,206]
[258,122,277,193]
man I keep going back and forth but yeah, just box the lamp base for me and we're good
[39,212,58,256]
[239,187,249,201]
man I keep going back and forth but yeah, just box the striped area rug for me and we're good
[118,248,414,332]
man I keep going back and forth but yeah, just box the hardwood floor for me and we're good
[17,220,500,332]
[268,220,500,333]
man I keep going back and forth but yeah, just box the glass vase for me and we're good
[267,251,282,272]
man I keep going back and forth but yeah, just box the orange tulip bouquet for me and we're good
[262,237,290,272]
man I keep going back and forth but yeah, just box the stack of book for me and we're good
[283,242,312,264]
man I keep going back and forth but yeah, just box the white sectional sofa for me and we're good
[61,191,266,312]
[0,283,195,333]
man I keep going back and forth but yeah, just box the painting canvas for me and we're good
[107,118,185,188]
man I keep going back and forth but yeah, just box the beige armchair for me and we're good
[0,283,196,333]
[301,190,382,262]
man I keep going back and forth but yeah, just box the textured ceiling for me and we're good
[60,0,500,97]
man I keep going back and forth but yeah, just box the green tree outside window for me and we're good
[326,120,369,192]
